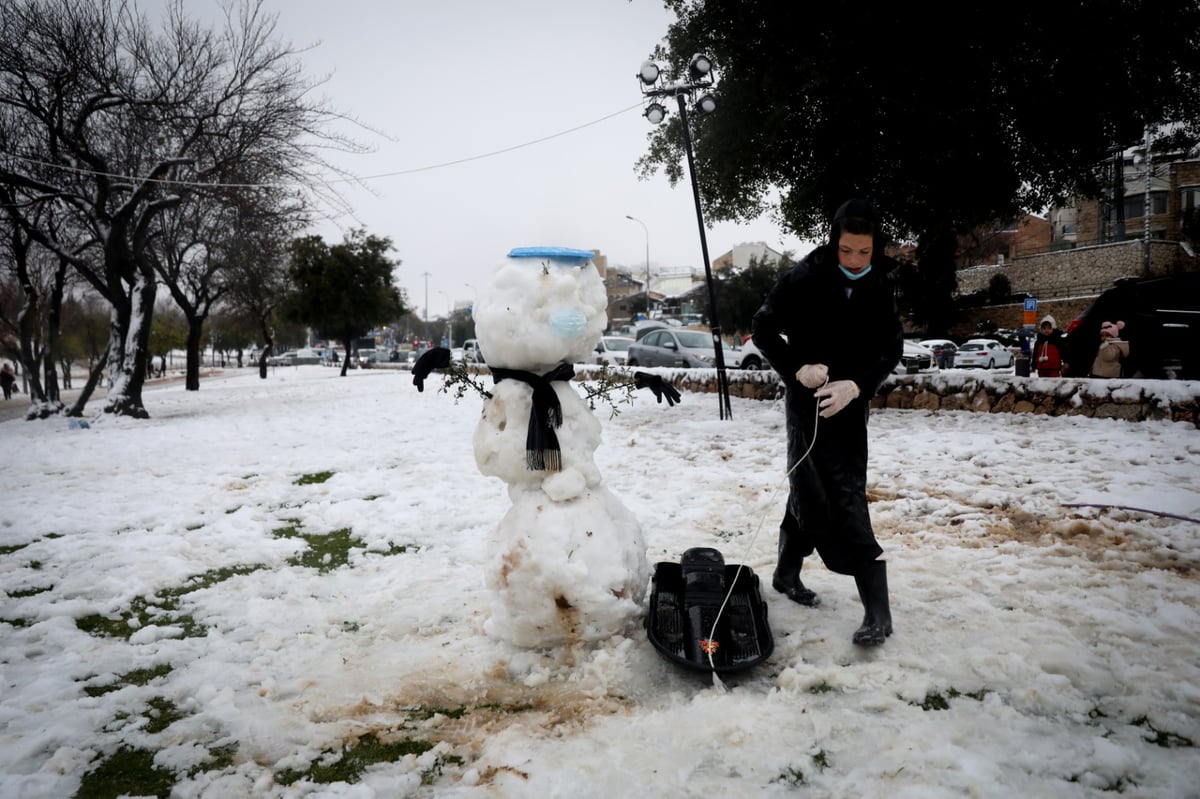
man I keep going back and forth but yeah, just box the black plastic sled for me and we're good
[646,547,774,674]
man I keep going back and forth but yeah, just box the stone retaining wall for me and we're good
[571,365,1200,427]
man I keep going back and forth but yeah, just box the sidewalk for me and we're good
[0,369,228,424]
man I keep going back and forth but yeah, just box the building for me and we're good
[601,242,787,329]
[948,138,1199,337]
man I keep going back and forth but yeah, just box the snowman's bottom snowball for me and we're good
[484,488,649,648]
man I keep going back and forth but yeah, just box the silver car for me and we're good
[626,328,728,368]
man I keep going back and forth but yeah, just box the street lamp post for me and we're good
[422,271,431,343]
[625,215,650,323]
[636,53,732,419]
[438,290,453,348]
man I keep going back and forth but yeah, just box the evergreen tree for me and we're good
[282,230,407,376]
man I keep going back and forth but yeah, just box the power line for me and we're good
[0,103,642,191]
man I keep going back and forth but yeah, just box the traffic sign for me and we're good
[1023,298,1038,312]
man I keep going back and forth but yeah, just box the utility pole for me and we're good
[422,271,431,342]
[625,215,650,322]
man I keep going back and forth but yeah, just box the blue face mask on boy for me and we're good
[838,263,873,281]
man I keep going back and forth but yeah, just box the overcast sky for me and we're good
[234,0,813,318]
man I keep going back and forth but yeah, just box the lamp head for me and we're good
[638,61,660,86]
[694,93,716,116]
[644,102,667,125]
[688,53,713,81]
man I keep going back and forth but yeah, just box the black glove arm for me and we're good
[412,347,452,392]
[633,371,681,407]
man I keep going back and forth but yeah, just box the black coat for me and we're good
[751,243,902,574]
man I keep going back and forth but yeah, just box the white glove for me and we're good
[795,363,828,388]
[814,379,860,418]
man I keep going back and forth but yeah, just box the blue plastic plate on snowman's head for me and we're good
[506,246,594,265]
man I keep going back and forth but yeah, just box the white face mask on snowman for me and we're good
[547,307,589,340]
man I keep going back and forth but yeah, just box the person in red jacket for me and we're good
[751,199,903,647]
[1033,315,1068,377]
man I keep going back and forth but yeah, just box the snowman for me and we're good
[469,246,650,648]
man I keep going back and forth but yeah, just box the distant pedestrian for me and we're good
[1089,320,1129,378]
[1,362,15,400]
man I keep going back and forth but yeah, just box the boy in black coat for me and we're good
[751,199,903,646]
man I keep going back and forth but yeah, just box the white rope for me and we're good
[706,378,827,677]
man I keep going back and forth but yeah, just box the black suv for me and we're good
[1062,272,1200,380]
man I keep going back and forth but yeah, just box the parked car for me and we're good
[732,337,765,370]
[267,351,295,367]
[461,338,485,364]
[893,340,938,374]
[591,335,634,366]
[919,339,958,370]
[1062,273,1200,380]
[953,338,1015,369]
[626,328,727,368]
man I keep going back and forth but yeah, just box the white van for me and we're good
[461,339,485,363]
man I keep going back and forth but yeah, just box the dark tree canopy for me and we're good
[639,1,1200,331]
[643,0,1200,239]
[282,229,406,374]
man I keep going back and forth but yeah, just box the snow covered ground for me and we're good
[2,365,1198,797]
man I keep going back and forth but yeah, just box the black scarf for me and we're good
[490,363,576,472]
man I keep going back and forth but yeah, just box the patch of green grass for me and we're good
[274,733,436,787]
[9,585,52,597]
[808,681,836,694]
[0,543,27,556]
[912,687,989,711]
[0,616,28,628]
[295,470,334,485]
[277,527,362,572]
[407,705,468,721]
[774,766,806,786]
[75,746,174,799]
[188,742,238,778]
[84,664,173,697]
[143,697,184,734]
[476,701,535,714]
[76,564,266,639]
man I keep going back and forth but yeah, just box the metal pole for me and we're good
[1143,126,1152,276]
[422,271,431,342]
[676,95,731,420]
[625,215,649,322]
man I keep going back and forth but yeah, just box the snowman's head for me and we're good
[473,247,608,371]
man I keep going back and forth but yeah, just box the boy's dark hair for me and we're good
[831,198,879,240]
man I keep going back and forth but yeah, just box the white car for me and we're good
[893,340,938,374]
[732,337,766,370]
[953,338,1015,369]
[591,336,634,366]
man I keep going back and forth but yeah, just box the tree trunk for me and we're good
[185,317,205,391]
[103,271,155,418]
[67,356,108,418]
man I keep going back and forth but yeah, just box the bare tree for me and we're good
[0,0,362,416]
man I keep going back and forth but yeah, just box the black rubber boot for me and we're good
[772,515,820,607]
[852,560,892,646]
[772,564,821,607]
